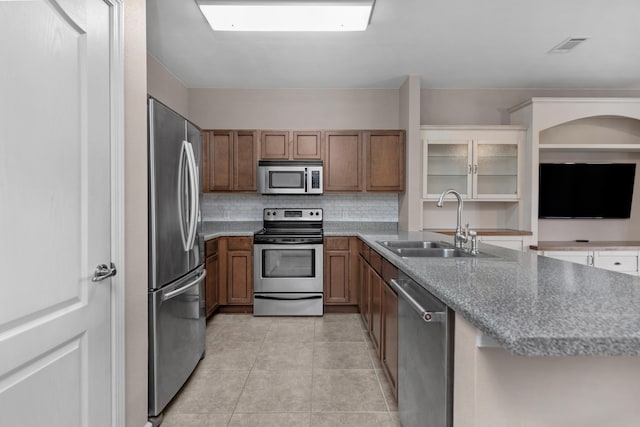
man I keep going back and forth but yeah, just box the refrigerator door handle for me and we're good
[162,270,206,301]
[184,141,199,250]
[177,141,190,251]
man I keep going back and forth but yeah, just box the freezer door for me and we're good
[148,267,206,417]
[149,99,203,289]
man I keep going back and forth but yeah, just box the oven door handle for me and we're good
[254,295,323,301]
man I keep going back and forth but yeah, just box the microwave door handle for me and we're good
[304,168,308,192]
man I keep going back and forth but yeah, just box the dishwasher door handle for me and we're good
[389,278,446,323]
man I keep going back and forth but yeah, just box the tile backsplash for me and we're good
[202,194,398,222]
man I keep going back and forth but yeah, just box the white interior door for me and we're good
[0,0,115,426]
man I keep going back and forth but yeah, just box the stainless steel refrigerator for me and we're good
[148,98,205,418]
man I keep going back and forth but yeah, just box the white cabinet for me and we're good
[541,251,591,266]
[479,236,528,251]
[541,249,640,276]
[422,126,524,200]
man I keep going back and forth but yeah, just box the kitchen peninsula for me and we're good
[206,223,640,426]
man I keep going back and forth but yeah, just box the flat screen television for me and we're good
[538,163,636,219]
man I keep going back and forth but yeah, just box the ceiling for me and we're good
[146,0,640,89]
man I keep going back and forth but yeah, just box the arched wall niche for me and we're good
[540,115,640,146]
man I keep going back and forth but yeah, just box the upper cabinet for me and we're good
[260,130,323,160]
[422,126,524,200]
[324,131,363,192]
[204,128,405,193]
[203,130,258,192]
[364,130,405,192]
[325,130,405,193]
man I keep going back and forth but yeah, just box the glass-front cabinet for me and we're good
[422,126,524,200]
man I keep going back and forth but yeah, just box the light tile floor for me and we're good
[162,313,401,427]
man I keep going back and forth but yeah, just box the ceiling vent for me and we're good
[548,37,589,53]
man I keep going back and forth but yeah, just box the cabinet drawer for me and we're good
[227,236,253,251]
[382,258,398,284]
[369,250,382,275]
[205,238,218,256]
[360,241,370,261]
[324,237,350,251]
[594,253,638,272]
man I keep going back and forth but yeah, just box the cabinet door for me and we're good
[205,130,234,191]
[227,249,253,304]
[260,130,289,160]
[325,131,363,192]
[423,139,472,199]
[369,267,383,355]
[364,130,405,192]
[324,237,351,304]
[358,256,370,328]
[205,253,219,317]
[382,281,398,399]
[234,131,258,191]
[473,139,520,199]
[593,251,639,275]
[292,131,322,160]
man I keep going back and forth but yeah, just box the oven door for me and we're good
[254,243,323,293]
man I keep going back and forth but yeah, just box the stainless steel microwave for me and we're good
[257,160,323,195]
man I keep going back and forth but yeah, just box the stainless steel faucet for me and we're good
[436,189,469,249]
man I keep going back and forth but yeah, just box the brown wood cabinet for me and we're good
[364,130,405,192]
[203,130,257,192]
[217,236,253,307]
[260,130,289,159]
[357,239,398,401]
[381,259,398,400]
[323,236,359,305]
[260,130,323,160]
[324,131,363,192]
[225,236,253,305]
[204,239,220,317]
[369,265,383,353]
[292,131,322,159]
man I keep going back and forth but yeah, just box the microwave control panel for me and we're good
[311,170,320,189]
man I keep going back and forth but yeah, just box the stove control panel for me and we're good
[263,208,323,221]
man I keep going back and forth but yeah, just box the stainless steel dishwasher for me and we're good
[389,271,453,427]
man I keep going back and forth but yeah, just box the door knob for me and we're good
[92,262,117,282]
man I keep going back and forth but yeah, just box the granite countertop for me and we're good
[203,222,640,356]
[532,241,640,251]
[360,231,640,357]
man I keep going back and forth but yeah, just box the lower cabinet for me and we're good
[205,239,220,317]
[225,237,254,305]
[541,249,640,276]
[358,239,399,401]
[323,236,359,305]
[382,279,398,399]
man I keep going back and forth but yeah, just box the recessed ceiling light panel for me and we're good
[197,0,375,32]
[548,37,590,54]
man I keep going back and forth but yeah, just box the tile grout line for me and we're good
[224,315,271,426]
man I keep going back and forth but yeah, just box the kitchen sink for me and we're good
[377,240,497,258]
[392,247,474,258]
[377,240,452,249]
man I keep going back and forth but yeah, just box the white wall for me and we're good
[147,53,189,119]
[398,76,422,231]
[125,0,148,426]
[188,88,400,130]
[421,89,640,125]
